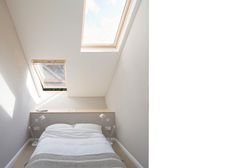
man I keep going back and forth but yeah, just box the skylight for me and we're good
[32,60,66,91]
[81,0,131,48]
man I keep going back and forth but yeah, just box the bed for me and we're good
[25,123,125,168]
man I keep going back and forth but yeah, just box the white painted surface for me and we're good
[106,0,148,167]
[5,0,118,97]
[5,0,140,97]
[0,0,36,167]
[35,92,107,110]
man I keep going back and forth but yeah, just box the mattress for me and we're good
[25,125,125,168]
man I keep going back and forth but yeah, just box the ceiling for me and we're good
[5,0,139,97]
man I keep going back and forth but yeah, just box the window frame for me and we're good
[32,59,67,91]
[81,0,132,49]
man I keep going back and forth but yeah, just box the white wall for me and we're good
[106,0,148,167]
[0,0,35,167]
[35,92,107,110]
[6,0,120,97]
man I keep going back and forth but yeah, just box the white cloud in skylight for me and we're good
[86,0,100,14]
[108,0,118,6]
[82,0,127,45]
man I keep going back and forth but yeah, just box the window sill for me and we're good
[80,47,119,53]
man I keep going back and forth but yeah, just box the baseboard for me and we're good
[5,138,143,168]
[112,138,144,168]
[5,139,32,168]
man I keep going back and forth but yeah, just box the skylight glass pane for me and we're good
[82,0,127,46]
[33,61,66,90]
[38,64,65,82]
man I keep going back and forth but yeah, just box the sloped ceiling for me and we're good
[5,0,121,97]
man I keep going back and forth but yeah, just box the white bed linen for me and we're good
[31,127,114,158]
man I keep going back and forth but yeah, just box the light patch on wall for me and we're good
[26,71,39,103]
[35,92,63,110]
[27,71,63,109]
[0,74,16,117]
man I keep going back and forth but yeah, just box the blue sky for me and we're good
[83,0,127,45]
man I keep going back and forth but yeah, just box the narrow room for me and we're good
[0,0,148,168]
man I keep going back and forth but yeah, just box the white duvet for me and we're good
[31,127,114,158]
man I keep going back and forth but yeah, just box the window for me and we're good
[32,60,66,91]
[81,0,131,48]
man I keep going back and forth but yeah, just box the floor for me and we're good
[13,141,136,168]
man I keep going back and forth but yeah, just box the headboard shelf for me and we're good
[31,108,113,114]
[30,110,116,138]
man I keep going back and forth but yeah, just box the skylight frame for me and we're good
[32,60,67,91]
[81,0,132,49]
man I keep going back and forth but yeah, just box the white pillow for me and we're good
[74,123,102,132]
[46,124,73,130]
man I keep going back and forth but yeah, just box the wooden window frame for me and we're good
[81,0,132,48]
[32,59,67,91]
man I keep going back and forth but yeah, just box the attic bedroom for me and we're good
[0,0,148,168]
